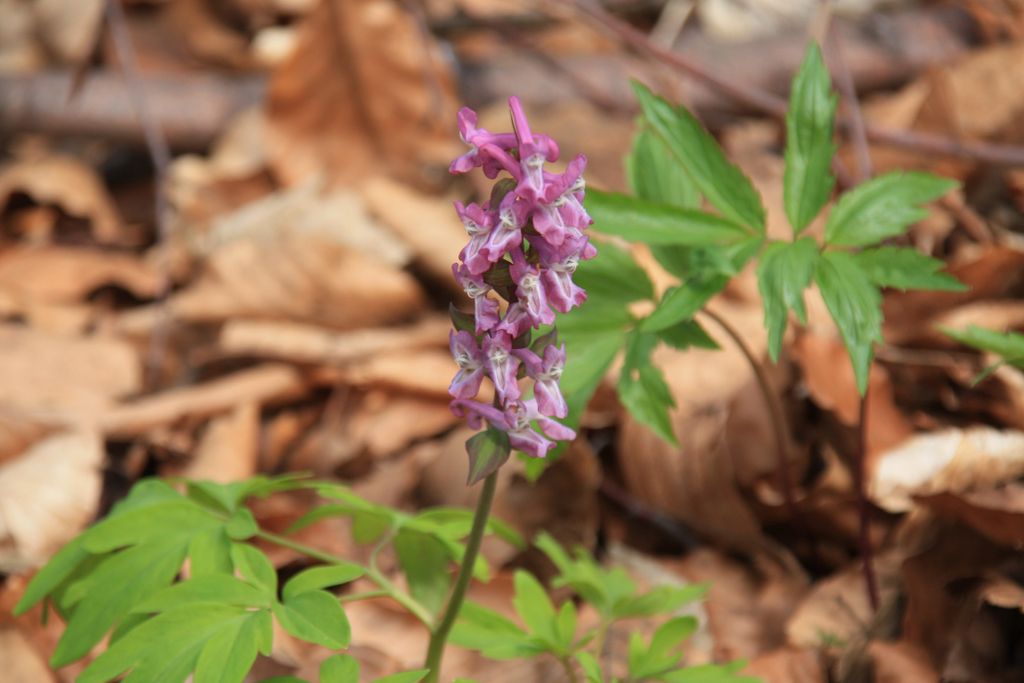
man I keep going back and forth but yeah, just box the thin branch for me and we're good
[855,390,880,611]
[564,0,1024,167]
[827,18,872,183]
[104,0,174,388]
[699,309,800,525]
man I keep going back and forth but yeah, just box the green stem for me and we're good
[255,529,434,627]
[423,472,499,683]
[338,590,390,603]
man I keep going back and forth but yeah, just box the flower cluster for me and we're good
[448,96,595,458]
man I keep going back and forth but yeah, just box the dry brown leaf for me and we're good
[361,176,469,291]
[0,428,102,571]
[0,245,161,305]
[743,646,827,683]
[336,349,457,399]
[917,485,1024,547]
[792,332,914,456]
[0,154,123,243]
[870,427,1024,512]
[0,406,60,467]
[182,402,260,482]
[349,391,457,459]
[616,301,782,553]
[0,628,55,683]
[0,324,140,422]
[166,0,258,69]
[219,316,448,364]
[868,640,939,683]
[168,235,424,329]
[266,0,459,188]
[100,364,306,438]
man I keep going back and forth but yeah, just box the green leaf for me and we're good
[659,661,758,683]
[632,81,765,232]
[450,601,544,660]
[757,238,820,360]
[656,319,719,350]
[230,543,278,596]
[80,497,219,554]
[52,537,189,666]
[627,125,700,208]
[944,325,1024,367]
[189,528,234,577]
[133,575,270,612]
[14,537,89,615]
[283,563,365,600]
[814,251,883,394]
[783,43,837,233]
[273,590,351,649]
[824,171,957,246]
[576,651,605,683]
[586,189,753,246]
[465,427,512,486]
[614,584,708,619]
[394,530,452,616]
[854,246,966,292]
[628,616,697,679]
[512,570,560,648]
[554,600,578,652]
[79,605,266,683]
[320,654,359,683]
[225,508,259,540]
[573,239,654,303]
[640,276,729,333]
[617,331,676,445]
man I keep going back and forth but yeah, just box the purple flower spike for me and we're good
[449,331,485,399]
[448,96,593,461]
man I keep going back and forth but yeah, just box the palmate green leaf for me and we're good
[627,125,700,209]
[944,325,1024,369]
[824,171,957,246]
[573,239,654,304]
[132,575,271,612]
[554,600,578,653]
[854,246,966,292]
[656,319,719,351]
[320,654,360,683]
[586,189,753,247]
[52,536,189,666]
[188,528,233,577]
[273,589,351,649]
[756,238,820,360]
[79,605,270,683]
[14,536,89,615]
[784,43,837,233]
[632,81,766,232]
[659,661,758,683]
[617,330,677,445]
[576,651,605,683]
[814,251,883,395]
[628,616,697,679]
[450,600,545,660]
[613,583,708,619]
[231,543,277,596]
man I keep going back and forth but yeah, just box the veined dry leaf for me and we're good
[100,364,306,438]
[917,485,1024,547]
[870,427,1024,512]
[362,176,469,290]
[169,235,424,329]
[616,302,782,553]
[0,245,160,305]
[266,0,459,188]
[0,155,123,243]
[219,316,448,364]
[349,392,457,459]
[182,402,260,482]
[0,429,103,571]
[0,325,140,421]
[34,0,105,63]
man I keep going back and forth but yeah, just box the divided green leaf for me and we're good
[627,125,700,209]
[854,246,965,292]
[824,171,957,246]
[783,43,837,234]
[587,189,753,246]
[757,238,820,360]
[632,81,766,232]
[617,330,677,445]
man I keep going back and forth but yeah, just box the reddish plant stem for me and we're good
[827,20,873,183]
[855,389,880,611]
[565,0,1024,167]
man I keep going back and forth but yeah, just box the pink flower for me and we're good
[483,331,520,402]
[514,344,568,418]
[510,250,555,327]
[452,263,500,332]
[504,398,576,458]
[449,331,485,399]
